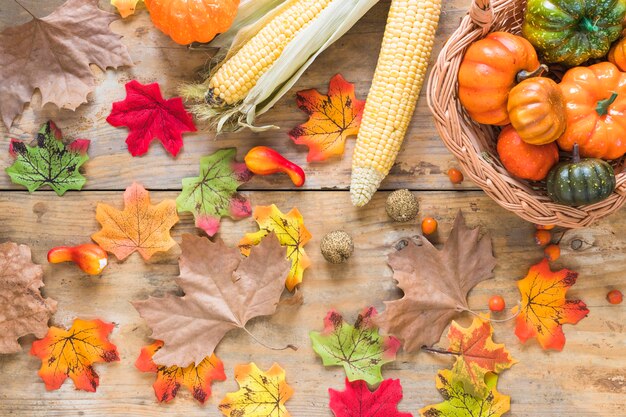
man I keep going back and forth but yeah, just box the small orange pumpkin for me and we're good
[507,77,567,145]
[608,37,626,71]
[558,62,626,160]
[458,32,544,126]
[497,125,559,181]
[145,0,240,45]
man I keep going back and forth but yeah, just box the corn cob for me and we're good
[207,0,333,106]
[182,0,379,132]
[350,0,441,207]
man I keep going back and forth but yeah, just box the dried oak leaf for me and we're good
[219,363,293,417]
[376,212,496,352]
[6,121,90,196]
[239,204,312,291]
[176,148,253,236]
[133,233,291,367]
[329,378,413,417]
[30,318,120,391]
[0,242,57,354]
[135,340,226,403]
[92,182,179,261]
[419,370,510,417]
[445,316,516,397]
[106,80,197,157]
[289,74,365,162]
[515,259,589,351]
[0,0,132,128]
[310,307,400,385]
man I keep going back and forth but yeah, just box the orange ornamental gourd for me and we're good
[507,77,566,145]
[558,62,626,160]
[145,0,240,45]
[608,38,626,71]
[458,32,544,126]
[497,125,559,181]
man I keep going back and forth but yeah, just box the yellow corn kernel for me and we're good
[351,0,441,207]
[207,0,333,106]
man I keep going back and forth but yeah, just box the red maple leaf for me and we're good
[107,80,196,157]
[329,379,413,417]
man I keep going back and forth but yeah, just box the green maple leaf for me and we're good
[420,370,510,417]
[6,121,90,196]
[176,148,253,236]
[309,307,400,385]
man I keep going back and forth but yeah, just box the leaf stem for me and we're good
[422,346,460,356]
[461,302,521,323]
[13,0,36,19]
[243,327,298,352]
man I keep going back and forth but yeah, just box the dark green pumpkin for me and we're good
[522,0,626,66]
[547,144,616,206]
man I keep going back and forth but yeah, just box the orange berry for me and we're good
[421,217,438,235]
[535,224,555,230]
[544,244,560,262]
[489,295,506,312]
[607,289,623,305]
[534,230,552,246]
[448,168,464,184]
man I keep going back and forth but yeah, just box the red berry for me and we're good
[447,168,464,184]
[534,230,552,246]
[421,217,438,235]
[607,290,623,305]
[488,295,506,312]
[535,224,555,230]
[544,244,560,262]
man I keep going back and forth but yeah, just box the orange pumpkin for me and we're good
[145,0,240,45]
[558,62,626,160]
[608,38,626,71]
[458,32,543,126]
[507,77,566,145]
[497,125,559,181]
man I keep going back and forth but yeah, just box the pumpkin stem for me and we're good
[516,64,548,83]
[596,92,618,116]
[573,143,581,164]
[580,16,599,33]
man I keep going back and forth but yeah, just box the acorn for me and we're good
[386,189,419,222]
[320,230,354,264]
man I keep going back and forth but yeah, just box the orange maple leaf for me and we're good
[30,318,119,392]
[135,340,226,403]
[516,259,589,351]
[92,182,179,261]
[289,74,365,162]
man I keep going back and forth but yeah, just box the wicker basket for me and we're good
[427,0,626,228]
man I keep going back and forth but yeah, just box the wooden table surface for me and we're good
[0,1,624,416]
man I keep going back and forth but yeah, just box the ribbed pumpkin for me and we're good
[497,125,559,181]
[609,38,626,71]
[458,32,544,126]
[145,0,240,45]
[558,62,626,160]
[546,144,616,206]
[507,77,566,145]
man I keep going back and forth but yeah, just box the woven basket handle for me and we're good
[469,0,494,33]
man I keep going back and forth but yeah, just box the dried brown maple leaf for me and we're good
[376,212,496,352]
[0,242,57,354]
[133,233,291,367]
[0,0,132,127]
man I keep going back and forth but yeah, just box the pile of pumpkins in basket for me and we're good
[458,0,626,206]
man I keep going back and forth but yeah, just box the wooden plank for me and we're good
[0,0,478,192]
[0,191,624,416]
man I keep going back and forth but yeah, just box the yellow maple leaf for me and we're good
[111,0,141,18]
[30,319,119,391]
[219,363,293,417]
[239,205,311,291]
[92,182,179,261]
